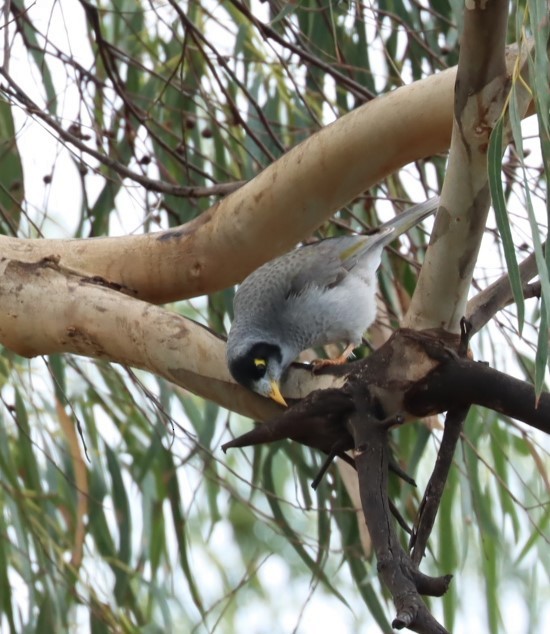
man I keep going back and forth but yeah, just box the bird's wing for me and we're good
[285,235,380,297]
[237,197,438,306]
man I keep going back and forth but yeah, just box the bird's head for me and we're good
[227,341,288,406]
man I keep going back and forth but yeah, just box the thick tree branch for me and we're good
[404,5,530,332]
[352,328,550,436]
[403,355,550,435]
[0,42,533,306]
[349,386,452,633]
[0,256,342,418]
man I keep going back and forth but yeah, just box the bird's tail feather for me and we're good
[374,195,439,248]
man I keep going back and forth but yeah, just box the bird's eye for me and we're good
[228,343,281,389]
[253,358,267,377]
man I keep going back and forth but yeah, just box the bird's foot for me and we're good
[311,343,356,373]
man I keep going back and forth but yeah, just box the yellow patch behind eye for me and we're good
[254,358,266,368]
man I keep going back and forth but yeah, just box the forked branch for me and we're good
[223,327,550,632]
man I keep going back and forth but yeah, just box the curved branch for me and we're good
[2,43,534,309]
[0,256,338,418]
[1,67,458,303]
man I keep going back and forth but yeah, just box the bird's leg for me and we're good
[311,343,356,372]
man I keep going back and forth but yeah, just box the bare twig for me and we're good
[0,72,243,199]
[227,0,376,102]
[409,405,468,565]
[466,249,540,335]
[410,319,472,564]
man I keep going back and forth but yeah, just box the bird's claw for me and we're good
[311,343,356,373]
[311,356,348,373]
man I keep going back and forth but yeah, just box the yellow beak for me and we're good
[269,380,288,407]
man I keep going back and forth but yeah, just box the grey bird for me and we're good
[227,197,439,406]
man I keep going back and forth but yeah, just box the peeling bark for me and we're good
[1,46,532,320]
[0,42,532,307]
[404,6,533,333]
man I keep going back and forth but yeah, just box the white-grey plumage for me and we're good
[227,197,439,405]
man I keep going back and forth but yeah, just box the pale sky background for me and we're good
[2,1,549,633]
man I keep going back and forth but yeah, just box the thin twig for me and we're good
[0,72,244,199]
[409,405,469,566]
[466,248,540,335]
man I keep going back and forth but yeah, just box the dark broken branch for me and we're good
[349,383,452,633]
[409,405,469,565]
[222,328,549,633]
[403,353,550,435]
[222,386,415,492]
[221,388,355,457]
[410,318,472,564]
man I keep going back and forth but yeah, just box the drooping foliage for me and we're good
[0,1,548,632]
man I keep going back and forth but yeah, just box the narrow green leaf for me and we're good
[509,82,550,396]
[440,466,458,632]
[0,513,15,630]
[10,0,57,113]
[90,609,112,634]
[36,596,57,632]
[88,466,116,558]
[516,503,550,563]
[105,447,132,563]
[482,537,501,634]
[14,388,42,493]
[163,449,205,617]
[47,354,66,402]
[535,299,549,399]
[86,99,139,236]
[489,423,520,540]
[488,116,525,333]
[463,416,499,538]
[405,424,432,476]
[0,99,24,232]
[262,445,351,609]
